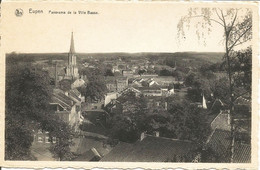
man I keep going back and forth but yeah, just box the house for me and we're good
[105,76,128,92]
[104,89,142,114]
[50,89,82,131]
[146,96,168,111]
[116,77,128,92]
[105,77,117,92]
[71,78,85,89]
[160,85,174,96]
[101,133,196,162]
[208,95,251,133]
[122,70,134,77]
[206,128,251,163]
[210,110,231,131]
[119,87,142,97]
[146,78,159,87]
[71,137,112,161]
[73,148,102,161]
[104,92,119,107]
[153,76,177,86]
[132,78,145,87]
[112,65,119,73]
[68,88,85,103]
[30,123,57,161]
[137,86,162,97]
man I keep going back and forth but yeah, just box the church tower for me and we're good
[65,32,79,80]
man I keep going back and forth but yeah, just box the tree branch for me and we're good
[228,25,252,51]
[215,8,224,22]
[189,15,224,27]
[227,9,238,37]
[232,38,251,48]
[234,91,250,102]
[220,10,227,34]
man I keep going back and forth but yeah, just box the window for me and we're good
[45,136,50,143]
[52,137,57,144]
[38,136,43,143]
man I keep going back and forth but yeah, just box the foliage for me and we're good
[159,69,172,76]
[104,69,114,76]
[168,101,211,145]
[81,68,108,101]
[5,116,36,160]
[210,77,230,103]
[107,92,147,143]
[5,63,74,160]
[178,7,252,162]
[5,63,52,159]
[172,70,185,81]
[231,47,252,92]
[184,72,213,101]
[144,97,210,145]
[59,79,72,91]
[138,69,146,76]
[106,93,213,161]
[47,118,75,161]
[109,115,140,143]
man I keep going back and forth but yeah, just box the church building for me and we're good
[65,32,79,80]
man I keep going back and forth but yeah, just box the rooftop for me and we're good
[101,135,195,162]
[207,128,251,163]
[51,89,75,110]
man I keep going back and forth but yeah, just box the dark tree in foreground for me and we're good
[5,62,74,160]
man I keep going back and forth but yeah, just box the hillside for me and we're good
[6,52,224,64]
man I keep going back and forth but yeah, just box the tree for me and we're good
[178,8,252,162]
[167,100,211,145]
[5,62,74,160]
[59,79,72,91]
[46,118,75,161]
[5,63,52,160]
[85,76,107,102]
[81,68,108,101]
[159,69,172,76]
[184,72,213,101]
[107,92,147,143]
[138,69,146,76]
[104,69,114,76]
[5,116,36,160]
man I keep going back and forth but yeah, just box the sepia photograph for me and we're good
[0,1,258,169]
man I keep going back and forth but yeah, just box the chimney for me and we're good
[140,132,146,141]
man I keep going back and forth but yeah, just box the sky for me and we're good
[1,2,253,54]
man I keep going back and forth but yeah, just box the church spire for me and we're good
[69,32,75,54]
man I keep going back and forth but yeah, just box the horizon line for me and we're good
[7,51,225,54]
